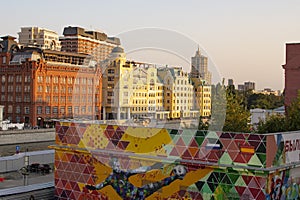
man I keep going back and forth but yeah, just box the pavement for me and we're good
[0,170,54,189]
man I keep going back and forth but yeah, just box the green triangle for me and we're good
[202,193,213,200]
[248,154,263,166]
[201,183,212,194]
[172,135,180,144]
[227,172,240,184]
[195,136,205,146]
[182,134,193,146]
[219,152,233,165]
[256,153,266,165]
[206,131,219,139]
[235,176,246,187]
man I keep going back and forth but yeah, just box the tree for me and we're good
[256,114,286,133]
[222,87,251,132]
[256,91,300,133]
[209,83,227,131]
[286,93,300,131]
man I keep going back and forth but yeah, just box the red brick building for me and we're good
[282,43,300,107]
[0,36,102,127]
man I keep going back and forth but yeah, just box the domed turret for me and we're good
[111,46,124,53]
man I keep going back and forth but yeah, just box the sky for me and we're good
[2,0,300,90]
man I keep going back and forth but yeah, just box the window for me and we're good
[37,76,43,83]
[68,87,73,93]
[68,106,72,114]
[1,75,5,83]
[53,76,58,84]
[60,107,65,114]
[53,107,58,114]
[2,56,6,64]
[68,96,72,103]
[60,77,66,84]
[107,91,114,96]
[16,106,21,114]
[25,75,31,83]
[108,69,114,74]
[108,76,114,81]
[46,76,51,83]
[16,75,22,83]
[74,106,79,114]
[8,75,14,82]
[24,107,30,114]
[67,77,73,84]
[38,85,43,92]
[46,106,50,114]
[37,106,42,114]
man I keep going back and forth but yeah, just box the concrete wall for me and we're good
[0,150,54,173]
[0,129,55,145]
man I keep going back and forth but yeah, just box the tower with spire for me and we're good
[191,46,212,85]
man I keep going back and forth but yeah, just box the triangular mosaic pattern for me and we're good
[53,122,294,199]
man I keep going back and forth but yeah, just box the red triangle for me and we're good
[106,141,116,150]
[242,175,252,185]
[207,151,219,162]
[182,149,192,159]
[256,191,265,200]
[189,138,199,148]
[175,146,186,156]
[235,186,246,196]
[249,187,261,198]
[241,152,253,163]
[234,154,247,163]
[170,148,180,156]
[176,137,186,146]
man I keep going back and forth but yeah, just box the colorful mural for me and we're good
[52,122,300,200]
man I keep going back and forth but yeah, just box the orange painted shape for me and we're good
[240,146,255,154]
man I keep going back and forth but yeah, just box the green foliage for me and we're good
[198,116,209,130]
[222,87,251,133]
[256,114,286,133]
[209,83,227,131]
[246,93,284,110]
[257,92,300,133]
[286,95,300,131]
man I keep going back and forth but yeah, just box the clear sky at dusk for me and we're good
[2,0,300,90]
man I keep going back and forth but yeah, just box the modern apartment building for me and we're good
[60,26,120,62]
[190,47,212,85]
[18,27,61,51]
[0,36,102,127]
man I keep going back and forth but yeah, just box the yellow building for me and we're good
[102,46,134,120]
[157,67,195,119]
[191,78,211,117]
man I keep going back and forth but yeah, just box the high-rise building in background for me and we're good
[282,43,300,107]
[60,26,120,62]
[237,81,255,91]
[244,81,255,91]
[191,47,212,85]
[228,78,234,86]
[18,27,61,51]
